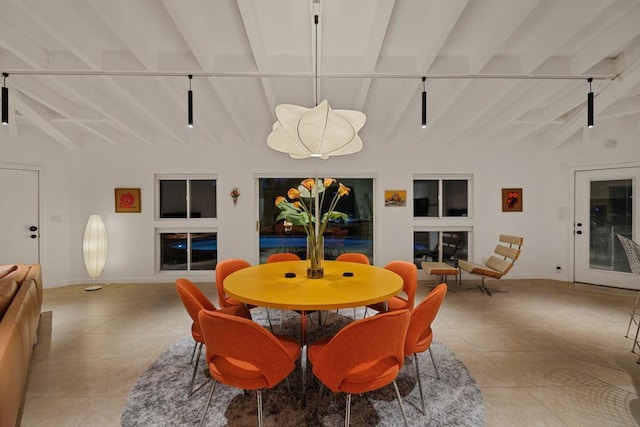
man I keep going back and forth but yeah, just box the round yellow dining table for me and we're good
[224,260,403,311]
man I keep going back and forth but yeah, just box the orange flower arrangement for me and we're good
[275,178,350,276]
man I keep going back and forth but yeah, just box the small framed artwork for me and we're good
[502,188,522,212]
[384,190,407,207]
[115,188,141,213]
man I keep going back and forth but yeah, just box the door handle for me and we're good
[29,226,38,231]
[30,234,37,239]
[576,223,582,227]
[576,230,582,235]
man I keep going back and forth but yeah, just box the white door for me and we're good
[0,167,40,264]
[574,168,639,289]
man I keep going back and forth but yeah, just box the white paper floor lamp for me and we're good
[83,214,107,291]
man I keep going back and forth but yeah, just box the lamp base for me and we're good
[85,285,103,291]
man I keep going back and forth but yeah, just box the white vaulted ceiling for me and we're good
[1,0,639,152]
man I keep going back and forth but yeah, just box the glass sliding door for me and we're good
[257,177,374,264]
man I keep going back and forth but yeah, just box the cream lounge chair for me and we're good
[458,234,523,296]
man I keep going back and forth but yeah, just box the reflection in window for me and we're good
[160,232,217,271]
[414,231,468,267]
[257,177,374,264]
[159,178,216,218]
[589,179,632,272]
[414,178,469,217]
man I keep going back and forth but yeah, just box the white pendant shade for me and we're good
[267,100,366,159]
[83,214,107,279]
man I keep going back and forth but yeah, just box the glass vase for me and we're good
[306,235,324,278]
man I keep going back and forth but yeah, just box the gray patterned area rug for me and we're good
[121,308,484,426]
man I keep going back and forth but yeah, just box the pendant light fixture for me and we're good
[587,78,594,128]
[267,6,366,159]
[2,73,8,126]
[187,74,193,128]
[421,77,427,128]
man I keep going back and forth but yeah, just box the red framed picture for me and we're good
[502,188,522,212]
[115,188,141,213]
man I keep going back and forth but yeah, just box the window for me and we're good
[414,230,469,266]
[159,231,217,271]
[414,177,470,217]
[158,177,216,219]
[413,175,472,271]
[156,175,217,271]
[257,177,374,264]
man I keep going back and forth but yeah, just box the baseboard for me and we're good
[574,282,638,297]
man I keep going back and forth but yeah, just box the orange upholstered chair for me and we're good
[198,309,301,426]
[308,309,411,426]
[266,252,301,263]
[174,278,251,397]
[335,253,370,319]
[265,253,301,328]
[404,283,448,413]
[215,258,252,308]
[335,252,370,264]
[366,260,417,316]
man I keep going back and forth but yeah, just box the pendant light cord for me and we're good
[314,14,319,107]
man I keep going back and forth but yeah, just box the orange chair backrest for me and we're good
[266,253,301,263]
[384,260,418,309]
[311,309,410,393]
[175,278,217,340]
[335,253,370,264]
[215,259,251,307]
[405,283,447,355]
[198,309,298,388]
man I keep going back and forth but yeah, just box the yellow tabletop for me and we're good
[224,260,403,311]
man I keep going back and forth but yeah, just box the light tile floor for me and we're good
[21,278,640,426]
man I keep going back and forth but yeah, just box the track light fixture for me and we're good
[587,78,593,128]
[187,74,193,128]
[2,73,8,126]
[421,77,427,128]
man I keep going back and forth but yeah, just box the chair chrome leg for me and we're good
[428,347,440,379]
[392,379,409,427]
[199,380,217,427]
[627,291,640,334]
[284,375,294,404]
[315,383,325,418]
[633,319,640,354]
[478,277,492,296]
[345,393,352,427]
[189,342,203,397]
[266,308,274,332]
[257,389,263,427]
[414,354,425,414]
[189,341,197,363]
[628,290,640,352]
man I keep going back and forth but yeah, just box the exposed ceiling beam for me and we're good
[353,0,395,110]
[570,3,640,75]
[12,90,80,150]
[11,0,103,69]
[470,0,540,74]
[163,0,254,144]
[87,0,159,71]
[379,0,468,145]
[547,40,640,149]
[520,0,615,74]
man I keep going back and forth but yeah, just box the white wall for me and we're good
[1,118,639,288]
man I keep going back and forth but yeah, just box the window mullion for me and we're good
[186,179,191,219]
[438,180,443,218]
